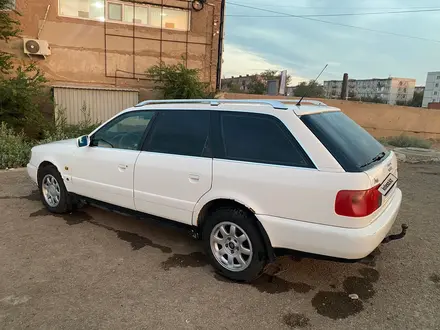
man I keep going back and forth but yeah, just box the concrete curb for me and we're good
[0,167,27,173]
[393,147,440,163]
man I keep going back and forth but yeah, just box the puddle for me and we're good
[342,276,375,300]
[213,272,314,295]
[86,219,172,253]
[30,209,92,225]
[283,313,310,328]
[359,248,381,267]
[358,268,380,283]
[429,273,440,284]
[0,190,40,201]
[29,209,172,253]
[21,190,40,201]
[115,229,171,252]
[161,252,208,270]
[312,267,380,320]
[252,274,302,294]
[312,291,364,320]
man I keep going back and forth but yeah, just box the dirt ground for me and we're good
[0,163,439,330]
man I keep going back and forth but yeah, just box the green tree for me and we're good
[0,0,21,74]
[408,91,423,107]
[247,70,292,95]
[0,63,47,137]
[0,1,49,138]
[146,59,211,99]
[247,76,266,94]
[227,82,242,93]
[294,80,325,98]
[260,69,292,90]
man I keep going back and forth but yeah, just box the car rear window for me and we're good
[301,111,389,172]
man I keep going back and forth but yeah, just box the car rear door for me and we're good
[133,110,213,225]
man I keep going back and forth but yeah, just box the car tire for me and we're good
[202,207,267,282]
[38,165,71,214]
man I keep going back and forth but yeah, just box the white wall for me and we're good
[423,72,440,108]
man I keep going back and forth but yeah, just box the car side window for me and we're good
[219,112,314,168]
[144,110,210,157]
[91,111,155,150]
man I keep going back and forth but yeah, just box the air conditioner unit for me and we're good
[23,38,51,58]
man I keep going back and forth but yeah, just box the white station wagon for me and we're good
[27,99,404,282]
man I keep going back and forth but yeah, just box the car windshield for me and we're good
[301,111,389,172]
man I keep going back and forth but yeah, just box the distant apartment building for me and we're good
[221,75,260,92]
[323,77,416,105]
[422,72,440,108]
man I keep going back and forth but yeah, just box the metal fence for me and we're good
[53,85,139,125]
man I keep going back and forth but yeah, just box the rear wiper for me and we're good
[360,152,386,168]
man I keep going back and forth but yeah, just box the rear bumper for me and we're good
[258,188,402,260]
[27,163,38,184]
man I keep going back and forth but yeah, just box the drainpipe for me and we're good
[215,0,226,91]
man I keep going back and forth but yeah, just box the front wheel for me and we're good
[38,165,71,214]
[202,207,267,282]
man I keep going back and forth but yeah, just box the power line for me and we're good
[235,0,440,10]
[227,2,440,44]
[226,8,440,18]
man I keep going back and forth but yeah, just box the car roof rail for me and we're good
[267,99,328,106]
[135,99,290,110]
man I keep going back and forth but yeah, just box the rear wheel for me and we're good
[38,165,71,214]
[202,207,267,282]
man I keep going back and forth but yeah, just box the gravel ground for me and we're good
[0,163,439,330]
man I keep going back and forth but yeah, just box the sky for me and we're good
[221,0,440,86]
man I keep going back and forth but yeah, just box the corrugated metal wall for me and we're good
[53,86,139,125]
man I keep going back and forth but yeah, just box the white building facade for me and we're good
[324,77,416,105]
[422,72,440,108]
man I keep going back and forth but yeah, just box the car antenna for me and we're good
[296,64,328,106]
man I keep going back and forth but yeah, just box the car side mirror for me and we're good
[77,135,90,148]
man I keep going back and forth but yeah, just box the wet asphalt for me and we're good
[0,163,439,329]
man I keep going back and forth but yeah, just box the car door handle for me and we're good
[189,174,200,182]
[118,164,128,170]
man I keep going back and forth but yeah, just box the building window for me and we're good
[108,2,122,21]
[59,0,105,21]
[436,83,439,88]
[58,0,190,31]
[434,92,438,95]
[437,76,440,80]
[150,6,189,30]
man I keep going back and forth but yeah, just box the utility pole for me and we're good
[341,73,349,100]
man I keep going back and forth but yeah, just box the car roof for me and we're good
[128,99,341,116]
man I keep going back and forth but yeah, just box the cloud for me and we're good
[224,0,440,85]
[222,43,308,85]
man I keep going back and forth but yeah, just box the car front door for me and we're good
[134,110,213,225]
[70,110,155,210]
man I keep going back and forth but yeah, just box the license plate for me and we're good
[378,173,398,196]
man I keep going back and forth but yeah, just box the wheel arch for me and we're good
[195,198,275,262]
[37,161,57,184]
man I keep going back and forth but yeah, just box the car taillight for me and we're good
[335,185,382,217]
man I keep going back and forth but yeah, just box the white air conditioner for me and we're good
[23,38,51,58]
